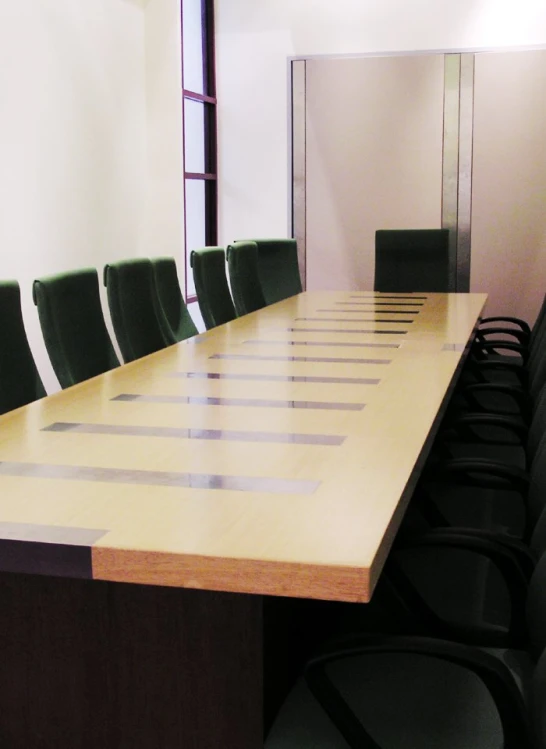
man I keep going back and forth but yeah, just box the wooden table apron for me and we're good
[0,291,487,748]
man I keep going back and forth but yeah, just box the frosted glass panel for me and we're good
[184,99,206,173]
[185,179,206,297]
[182,0,204,94]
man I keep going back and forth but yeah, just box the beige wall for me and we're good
[0,0,147,392]
[305,56,444,290]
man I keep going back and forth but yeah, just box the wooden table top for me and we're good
[0,291,486,603]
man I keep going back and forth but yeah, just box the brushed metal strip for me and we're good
[167,372,381,385]
[0,461,320,495]
[295,318,414,324]
[349,295,428,300]
[112,394,366,411]
[243,339,400,348]
[443,53,461,291]
[292,60,307,288]
[209,354,392,364]
[317,309,419,314]
[43,422,346,447]
[0,522,107,546]
[442,343,466,352]
[284,328,407,335]
[335,302,424,307]
[457,53,474,292]
[0,522,108,579]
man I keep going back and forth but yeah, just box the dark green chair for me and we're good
[103,258,176,363]
[227,241,267,317]
[190,247,236,330]
[0,280,46,414]
[267,553,546,748]
[151,256,198,341]
[33,268,120,389]
[375,228,452,292]
[236,238,302,304]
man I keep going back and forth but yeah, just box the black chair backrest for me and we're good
[0,280,46,414]
[190,247,236,330]
[235,238,302,304]
[227,242,267,317]
[33,268,119,389]
[375,229,451,292]
[151,257,198,342]
[103,258,176,363]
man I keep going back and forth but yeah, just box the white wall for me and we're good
[215,0,546,315]
[142,0,185,272]
[0,0,147,392]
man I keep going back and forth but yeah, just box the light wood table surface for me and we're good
[0,291,486,748]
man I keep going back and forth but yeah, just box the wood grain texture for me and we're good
[0,292,487,602]
[0,571,262,749]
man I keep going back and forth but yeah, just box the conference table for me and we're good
[0,290,486,748]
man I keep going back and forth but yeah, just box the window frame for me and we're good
[181,0,217,302]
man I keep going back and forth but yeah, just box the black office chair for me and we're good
[235,238,302,304]
[190,247,237,330]
[0,280,46,414]
[266,552,546,748]
[374,229,451,292]
[227,241,267,316]
[150,256,198,342]
[33,268,120,388]
[104,258,176,362]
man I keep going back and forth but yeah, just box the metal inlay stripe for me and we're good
[0,462,320,495]
[442,343,466,352]
[0,522,107,545]
[349,295,428,300]
[43,422,346,446]
[317,309,419,315]
[209,354,392,364]
[243,339,399,349]
[167,372,381,385]
[112,394,366,411]
[295,318,414,324]
[335,302,424,307]
[284,328,407,336]
[0,522,107,579]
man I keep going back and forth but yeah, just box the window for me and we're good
[181,0,217,300]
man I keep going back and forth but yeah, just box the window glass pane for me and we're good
[182,0,205,94]
[185,179,206,297]
[184,99,205,173]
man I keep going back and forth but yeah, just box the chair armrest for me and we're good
[424,458,530,494]
[458,383,530,420]
[475,328,530,346]
[390,530,529,645]
[479,316,531,337]
[305,636,531,749]
[441,413,528,445]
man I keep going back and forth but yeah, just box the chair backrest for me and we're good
[33,268,120,389]
[190,247,236,330]
[236,238,302,305]
[532,647,546,748]
[227,241,267,317]
[150,256,198,342]
[103,258,176,363]
[374,229,452,292]
[0,280,46,415]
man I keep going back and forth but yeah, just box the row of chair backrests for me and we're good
[0,238,303,416]
[191,238,302,330]
[0,257,192,415]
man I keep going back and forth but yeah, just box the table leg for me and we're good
[0,572,262,749]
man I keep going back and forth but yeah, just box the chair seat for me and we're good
[267,648,513,748]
